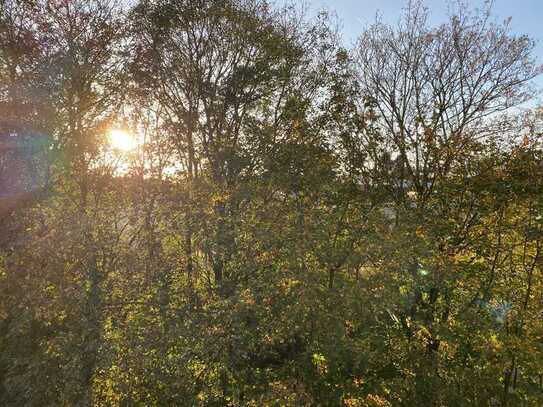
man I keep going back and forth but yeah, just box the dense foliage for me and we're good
[1,1,542,405]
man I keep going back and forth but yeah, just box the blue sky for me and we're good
[300,0,543,95]
[301,0,542,59]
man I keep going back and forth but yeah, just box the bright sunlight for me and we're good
[109,129,138,151]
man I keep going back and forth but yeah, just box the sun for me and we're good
[109,129,138,151]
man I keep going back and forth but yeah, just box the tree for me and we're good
[0,0,542,405]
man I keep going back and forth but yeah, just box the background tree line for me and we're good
[0,0,542,405]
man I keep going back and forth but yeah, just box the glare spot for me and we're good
[109,129,137,151]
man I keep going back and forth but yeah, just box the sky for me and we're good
[303,0,542,49]
[299,0,543,97]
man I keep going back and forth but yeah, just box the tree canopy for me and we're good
[1,0,542,405]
